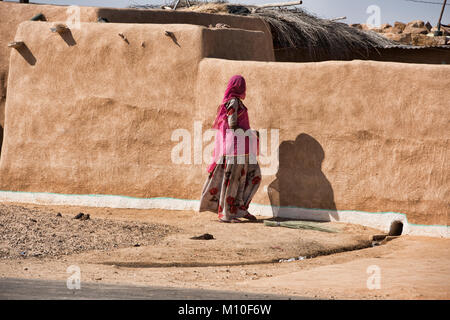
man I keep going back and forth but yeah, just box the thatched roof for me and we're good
[253,8,396,59]
[130,1,397,60]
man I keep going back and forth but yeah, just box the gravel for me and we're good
[0,204,178,259]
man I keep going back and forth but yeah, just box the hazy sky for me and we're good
[4,0,449,24]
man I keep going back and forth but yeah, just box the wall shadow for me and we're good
[17,44,36,65]
[165,31,181,47]
[59,30,76,46]
[0,124,3,157]
[268,133,338,221]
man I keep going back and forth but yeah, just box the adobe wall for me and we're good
[275,47,450,64]
[0,21,272,209]
[196,58,450,230]
[95,7,271,38]
[0,1,270,146]
[0,2,98,129]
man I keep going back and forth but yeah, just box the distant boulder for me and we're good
[392,22,406,34]
[380,23,393,33]
[407,20,425,28]
[403,25,429,35]
[383,32,411,44]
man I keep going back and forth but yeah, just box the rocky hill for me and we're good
[350,20,449,46]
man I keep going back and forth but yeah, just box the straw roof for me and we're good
[130,1,397,60]
[252,8,396,59]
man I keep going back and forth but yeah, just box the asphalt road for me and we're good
[0,278,307,300]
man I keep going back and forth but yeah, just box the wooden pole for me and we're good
[172,0,181,10]
[330,16,347,22]
[8,41,25,49]
[437,0,447,32]
[255,1,302,9]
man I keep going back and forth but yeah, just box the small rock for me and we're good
[30,219,37,223]
[95,277,102,281]
[133,243,140,247]
[80,214,90,221]
[23,267,28,271]
[190,233,214,240]
[74,213,84,219]
[56,213,62,217]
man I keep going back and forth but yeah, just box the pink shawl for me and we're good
[207,75,258,173]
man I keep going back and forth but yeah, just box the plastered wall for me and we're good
[0,21,272,207]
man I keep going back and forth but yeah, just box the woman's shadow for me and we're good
[268,133,338,221]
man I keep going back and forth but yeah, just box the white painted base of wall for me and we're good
[0,190,447,238]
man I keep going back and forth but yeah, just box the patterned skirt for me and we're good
[199,155,261,222]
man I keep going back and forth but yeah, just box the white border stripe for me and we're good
[0,190,447,238]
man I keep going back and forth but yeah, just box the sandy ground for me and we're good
[0,202,448,300]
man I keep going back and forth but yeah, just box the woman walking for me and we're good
[199,75,261,223]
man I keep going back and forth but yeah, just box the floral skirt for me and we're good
[199,155,261,222]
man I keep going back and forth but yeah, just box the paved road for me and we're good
[0,278,307,300]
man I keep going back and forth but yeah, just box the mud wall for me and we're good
[0,2,98,133]
[196,58,450,227]
[275,47,450,64]
[0,1,270,154]
[0,21,272,206]
[95,7,271,37]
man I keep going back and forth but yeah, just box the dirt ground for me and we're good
[0,204,177,259]
[0,202,448,300]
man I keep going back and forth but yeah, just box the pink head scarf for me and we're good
[207,75,258,173]
[222,75,246,103]
[212,75,246,129]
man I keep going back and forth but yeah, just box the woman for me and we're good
[199,75,261,223]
